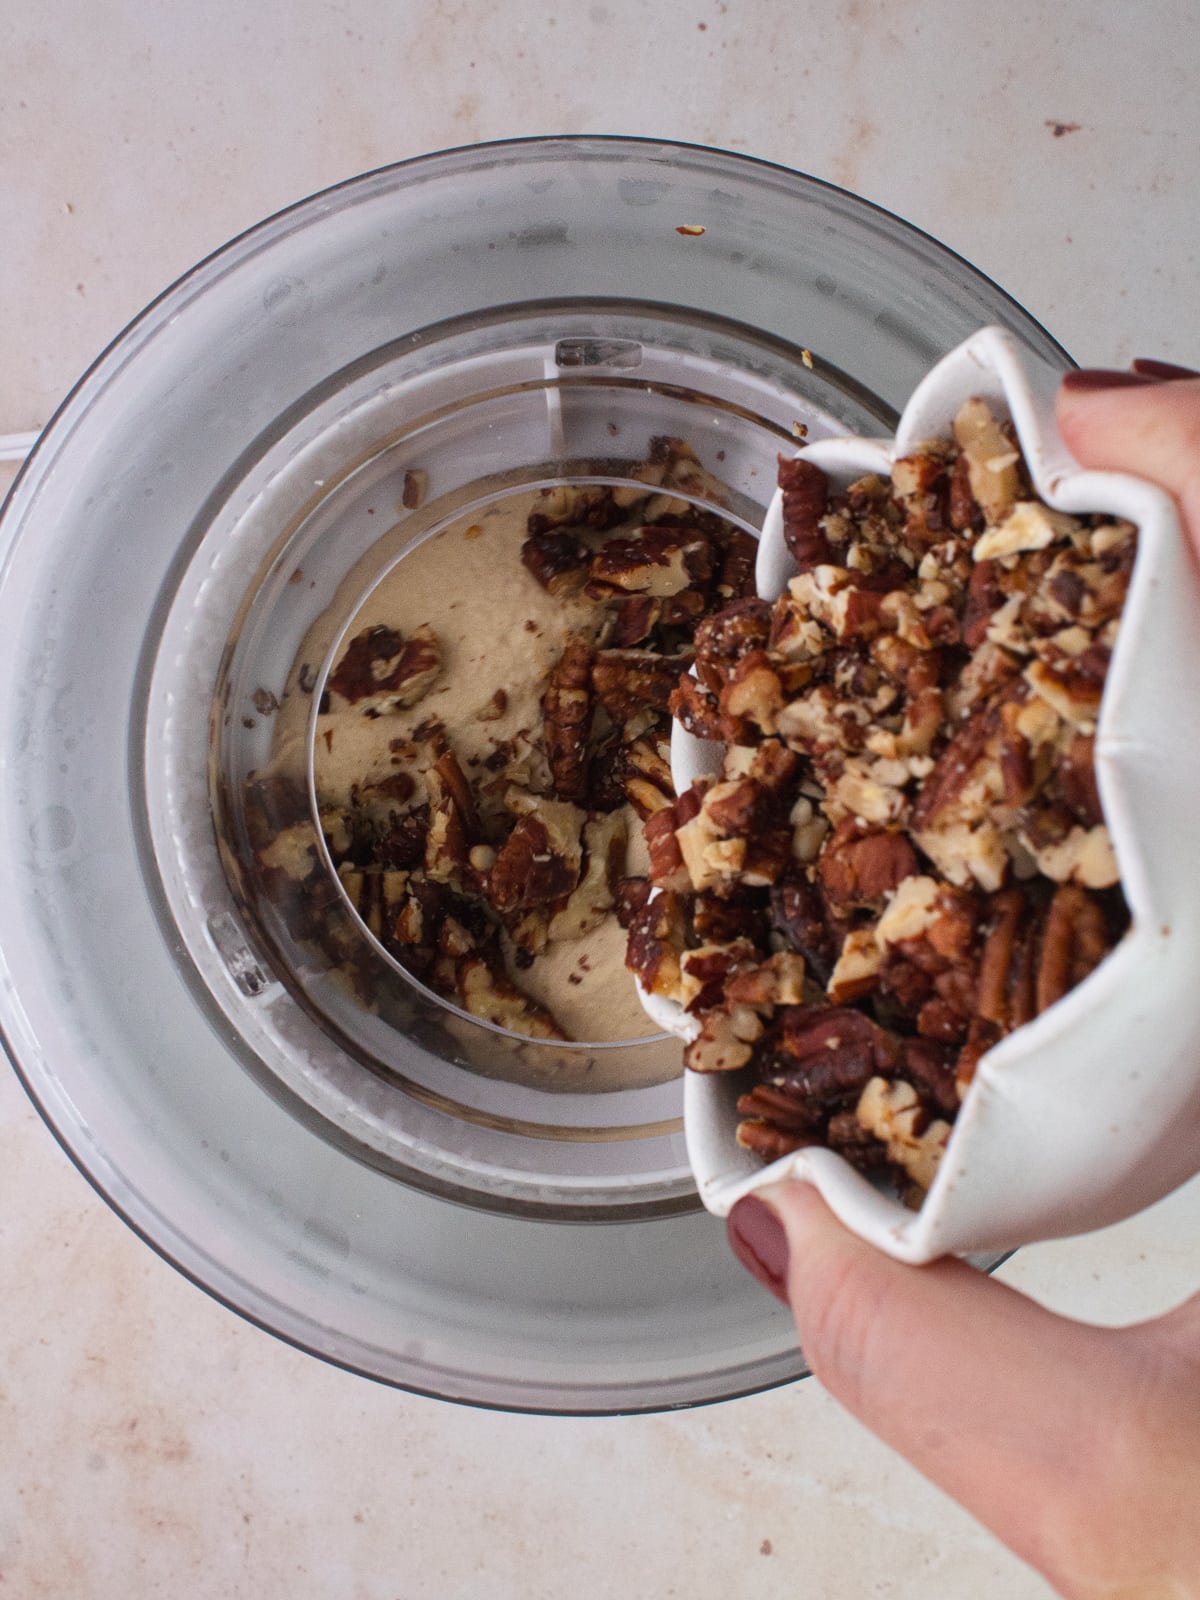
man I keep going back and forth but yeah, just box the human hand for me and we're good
[727,362,1200,1600]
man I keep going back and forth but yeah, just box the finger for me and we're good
[729,1184,1167,1592]
[1056,373,1200,541]
[1130,358,1200,381]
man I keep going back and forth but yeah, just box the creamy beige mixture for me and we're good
[294,492,654,1043]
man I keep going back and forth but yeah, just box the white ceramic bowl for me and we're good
[648,325,1200,1263]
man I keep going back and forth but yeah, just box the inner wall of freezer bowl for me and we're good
[144,302,896,1214]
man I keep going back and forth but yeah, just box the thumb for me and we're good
[727,1183,1187,1593]
[1056,371,1200,546]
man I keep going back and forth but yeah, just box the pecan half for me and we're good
[778,456,832,571]
[542,635,594,802]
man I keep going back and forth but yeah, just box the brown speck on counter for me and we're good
[1046,120,1082,136]
[759,1539,773,1556]
[242,717,255,729]
[607,421,620,436]
[401,469,427,510]
[1162,924,1172,937]
[676,223,706,236]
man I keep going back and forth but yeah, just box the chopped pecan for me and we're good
[908,688,1024,832]
[684,1003,765,1073]
[735,1120,819,1161]
[1057,733,1103,826]
[716,529,759,599]
[826,927,883,1004]
[891,452,951,553]
[527,483,624,534]
[592,648,692,721]
[1024,656,1103,731]
[718,650,787,736]
[856,1076,951,1194]
[675,777,791,891]
[693,598,774,690]
[609,595,662,646]
[953,398,1020,523]
[622,731,675,819]
[625,889,688,1001]
[975,886,1040,1032]
[897,1036,960,1118]
[692,888,771,948]
[948,450,983,533]
[656,588,709,631]
[613,875,653,929]
[725,951,808,1009]
[644,785,702,891]
[456,955,567,1040]
[769,867,846,986]
[373,807,430,871]
[974,501,1081,563]
[680,939,761,1013]
[542,635,594,802]
[669,672,727,742]
[486,796,584,911]
[424,753,480,888]
[817,819,920,913]
[826,1110,895,1172]
[585,728,629,813]
[328,623,442,712]
[548,810,627,942]
[587,526,710,599]
[520,529,591,597]
[431,750,479,838]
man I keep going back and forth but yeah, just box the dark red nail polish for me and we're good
[727,1196,790,1306]
[1061,369,1158,392]
[1131,358,1200,381]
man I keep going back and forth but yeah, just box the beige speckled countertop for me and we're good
[3,3,1198,1595]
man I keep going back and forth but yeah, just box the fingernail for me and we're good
[1061,369,1159,392]
[727,1195,791,1305]
[1131,358,1200,380]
